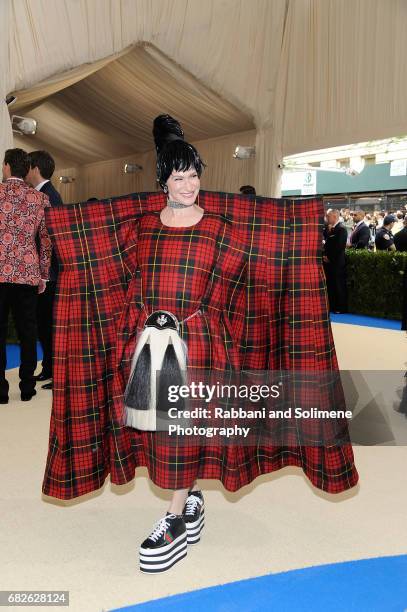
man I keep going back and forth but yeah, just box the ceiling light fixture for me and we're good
[124,163,143,173]
[233,146,256,160]
[5,95,17,107]
[11,115,37,135]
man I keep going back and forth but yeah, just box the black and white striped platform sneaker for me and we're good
[139,513,187,573]
[182,490,205,544]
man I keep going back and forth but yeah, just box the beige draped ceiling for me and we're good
[2,0,407,197]
[11,44,255,165]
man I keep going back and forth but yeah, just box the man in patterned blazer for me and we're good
[0,148,52,402]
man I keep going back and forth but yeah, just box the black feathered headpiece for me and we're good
[153,115,205,189]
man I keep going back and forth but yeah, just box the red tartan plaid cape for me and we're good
[42,191,359,499]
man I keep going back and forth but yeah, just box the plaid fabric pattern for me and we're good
[42,192,358,499]
[115,211,244,372]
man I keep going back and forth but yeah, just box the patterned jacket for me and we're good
[0,178,52,285]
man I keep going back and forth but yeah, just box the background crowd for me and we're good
[339,207,407,251]
[322,205,407,320]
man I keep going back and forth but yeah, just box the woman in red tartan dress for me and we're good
[114,116,254,572]
[43,115,359,574]
[116,116,358,573]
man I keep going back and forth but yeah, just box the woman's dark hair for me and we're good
[153,115,205,189]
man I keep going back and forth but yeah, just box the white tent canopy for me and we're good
[2,0,407,197]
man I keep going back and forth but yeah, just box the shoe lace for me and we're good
[148,517,170,542]
[185,496,200,516]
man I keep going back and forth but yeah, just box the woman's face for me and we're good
[166,167,200,206]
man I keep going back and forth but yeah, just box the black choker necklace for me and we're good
[167,199,193,209]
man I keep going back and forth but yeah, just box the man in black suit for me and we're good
[349,211,371,249]
[395,216,407,251]
[26,151,63,390]
[394,216,407,330]
[323,209,348,313]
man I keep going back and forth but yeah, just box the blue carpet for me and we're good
[6,343,43,370]
[330,313,401,330]
[111,555,407,612]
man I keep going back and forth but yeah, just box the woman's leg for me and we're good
[180,482,205,545]
[167,480,200,514]
[168,487,189,514]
